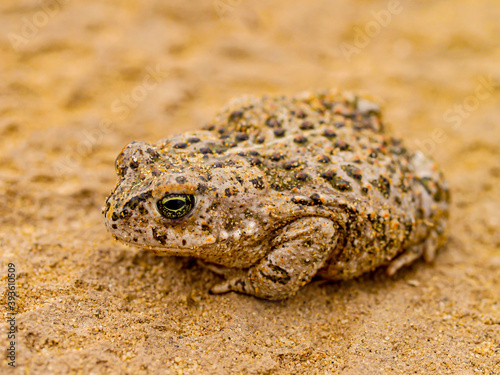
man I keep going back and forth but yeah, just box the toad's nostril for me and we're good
[114,151,130,177]
[115,160,127,177]
[129,159,139,170]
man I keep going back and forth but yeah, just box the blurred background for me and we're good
[0,0,499,374]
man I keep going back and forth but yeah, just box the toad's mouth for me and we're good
[112,236,207,255]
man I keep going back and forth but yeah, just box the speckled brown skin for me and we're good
[104,90,450,300]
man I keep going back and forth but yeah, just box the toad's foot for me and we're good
[386,230,439,276]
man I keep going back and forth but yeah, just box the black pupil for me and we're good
[166,199,185,210]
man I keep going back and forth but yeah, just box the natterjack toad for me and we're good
[104,90,449,300]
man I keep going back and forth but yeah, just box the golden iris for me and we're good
[157,194,195,219]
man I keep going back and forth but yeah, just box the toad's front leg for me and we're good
[210,217,338,300]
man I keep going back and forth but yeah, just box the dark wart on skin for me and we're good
[293,134,308,144]
[250,177,265,190]
[342,165,363,181]
[200,147,213,154]
[284,160,300,170]
[317,155,331,163]
[174,142,188,149]
[270,152,282,161]
[274,128,286,137]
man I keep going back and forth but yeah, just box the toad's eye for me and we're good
[157,194,195,219]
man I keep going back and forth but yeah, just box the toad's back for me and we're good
[190,90,449,279]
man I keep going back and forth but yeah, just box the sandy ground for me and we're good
[0,0,499,374]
